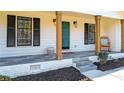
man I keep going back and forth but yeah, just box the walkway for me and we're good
[82,66,124,81]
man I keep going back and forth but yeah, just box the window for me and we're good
[7,15,40,47]
[84,23,95,45]
[17,16,32,46]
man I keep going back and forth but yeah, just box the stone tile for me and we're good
[82,70,104,79]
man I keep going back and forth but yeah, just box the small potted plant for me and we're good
[98,51,109,65]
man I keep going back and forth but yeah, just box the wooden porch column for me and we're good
[56,11,62,60]
[121,19,124,52]
[95,15,101,54]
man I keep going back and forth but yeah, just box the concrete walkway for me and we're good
[82,66,124,81]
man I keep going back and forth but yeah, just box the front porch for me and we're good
[0,11,122,59]
[0,51,119,67]
[0,51,94,66]
[0,11,124,79]
[0,51,122,78]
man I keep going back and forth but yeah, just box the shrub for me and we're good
[98,51,109,65]
[0,75,11,81]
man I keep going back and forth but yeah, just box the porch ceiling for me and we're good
[5,11,124,19]
[73,11,124,19]
[47,11,124,19]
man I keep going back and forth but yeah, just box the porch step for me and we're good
[76,60,92,66]
[73,56,97,72]
[73,57,89,63]
[73,56,93,66]
[78,64,97,72]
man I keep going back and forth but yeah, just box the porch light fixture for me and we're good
[53,19,56,25]
[73,21,77,28]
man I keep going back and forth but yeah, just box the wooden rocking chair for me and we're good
[100,36,111,52]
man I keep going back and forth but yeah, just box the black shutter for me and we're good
[7,15,16,47]
[84,23,88,45]
[33,18,40,46]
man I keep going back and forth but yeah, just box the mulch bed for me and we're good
[94,58,124,71]
[12,67,91,81]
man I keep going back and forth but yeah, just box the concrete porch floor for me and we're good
[0,51,120,67]
[0,51,95,67]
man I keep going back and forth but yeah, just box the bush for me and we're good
[0,75,11,81]
[98,51,109,65]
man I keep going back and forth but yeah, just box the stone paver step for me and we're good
[74,60,90,63]
[78,64,97,72]
[76,61,92,66]
[82,70,104,79]
[73,57,89,62]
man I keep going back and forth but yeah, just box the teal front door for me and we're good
[62,22,70,49]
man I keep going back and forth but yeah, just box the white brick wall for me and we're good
[0,59,74,78]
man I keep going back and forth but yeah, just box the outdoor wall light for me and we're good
[73,21,77,28]
[53,19,56,25]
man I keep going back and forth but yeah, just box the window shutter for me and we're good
[7,15,16,47]
[33,18,40,46]
[84,23,88,44]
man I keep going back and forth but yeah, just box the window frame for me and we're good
[17,16,33,46]
[7,15,40,47]
[84,23,95,45]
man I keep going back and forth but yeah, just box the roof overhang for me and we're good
[73,11,124,19]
